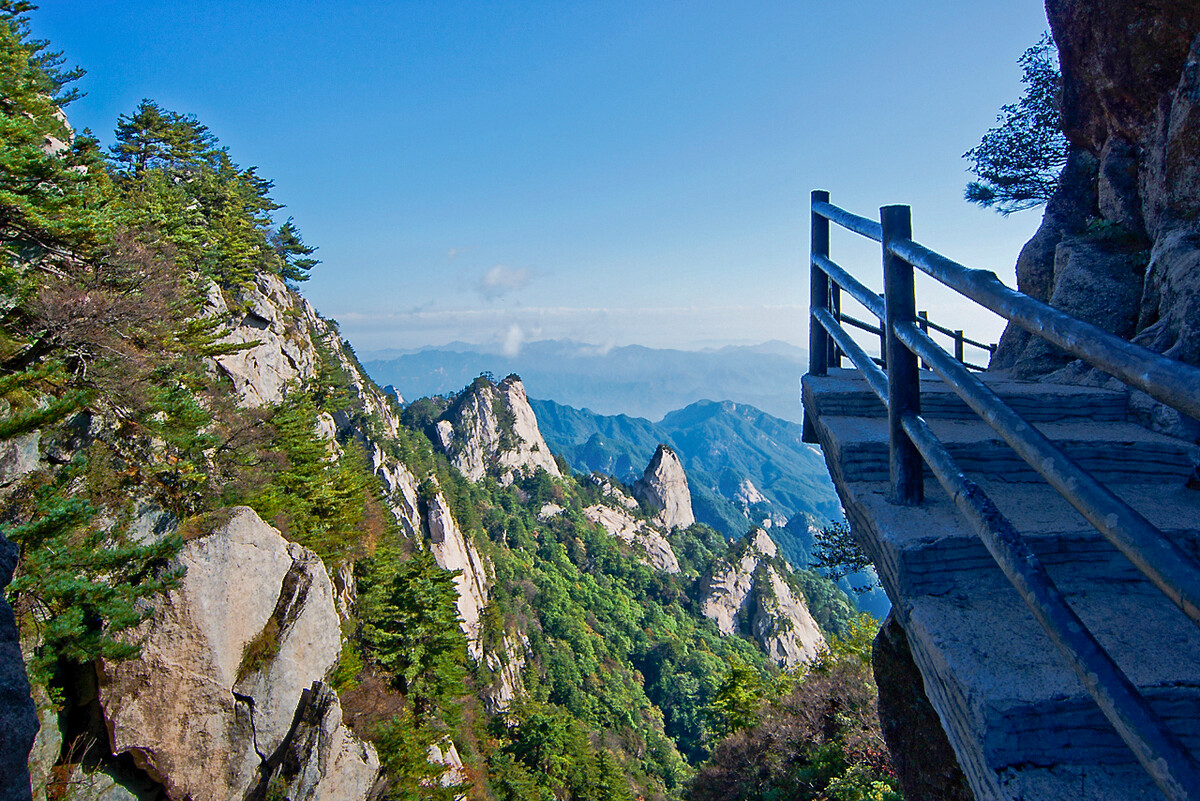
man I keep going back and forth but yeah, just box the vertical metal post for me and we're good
[829,283,842,368]
[882,205,923,505]
[809,190,831,378]
[804,190,832,444]
[878,293,887,364]
[917,310,930,370]
[955,330,965,363]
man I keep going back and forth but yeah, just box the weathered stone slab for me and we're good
[803,369,1200,800]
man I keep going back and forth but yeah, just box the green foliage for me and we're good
[240,388,374,563]
[964,33,1067,214]
[359,548,469,720]
[4,461,182,689]
[109,98,317,288]
[468,471,771,786]
[706,659,765,738]
[331,639,365,693]
[400,395,450,434]
[0,361,87,439]
[0,9,109,256]
[687,616,900,801]
[237,616,281,682]
[789,568,859,639]
[111,99,216,177]
[374,710,466,801]
[490,703,635,801]
[271,217,319,282]
[811,519,882,600]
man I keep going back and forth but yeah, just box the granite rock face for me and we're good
[582,501,681,574]
[210,275,320,407]
[97,507,378,801]
[999,4,1200,377]
[426,489,492,659]
[700,529,825,667]
[634,445,695,530]
[480,632,530,715]
[435,375,561,484]
[262,682,382,801]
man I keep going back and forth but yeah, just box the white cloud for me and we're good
[477,264,530,300]
[502,323,524,356]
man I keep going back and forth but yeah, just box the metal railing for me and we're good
[805,190,1200,801]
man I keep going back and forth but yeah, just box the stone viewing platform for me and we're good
[804,367,1200,800]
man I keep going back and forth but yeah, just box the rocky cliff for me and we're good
[426,488,492,659]
[6,266,531,797]
[994,2,1200,415]
[222,275,509,669]
[581,462,681,573]
[99,507,379,801]
[634,444,695,530]
[434,374,561,484]
[700,529,825,667]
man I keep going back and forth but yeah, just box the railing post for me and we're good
[828,283,842,368]
[955,330,965,363]
[878,293,886,363]
[882,205,923,505]
[917,310,930,370]
[809,190,831,378]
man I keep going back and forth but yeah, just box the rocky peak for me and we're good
[748,527,777,559]
[700,529,824,667]
[634,444,694,530]
[435,374,561,484]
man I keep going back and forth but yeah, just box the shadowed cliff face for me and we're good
[996,3,1200,385]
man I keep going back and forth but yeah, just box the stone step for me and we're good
[843,479,1200,597]
[815,413,1197,485]
[841,470,1200,798]
[803,368,1128,422]
[905,580,1200,800]
[802,369,1200,800]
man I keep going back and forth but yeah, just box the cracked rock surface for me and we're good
[97,507,376,801]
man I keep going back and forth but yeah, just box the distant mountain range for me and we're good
[530,397,841,564]
[361,339,809,423]
[529,396,890,618]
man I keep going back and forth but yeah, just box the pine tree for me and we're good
[964,33,1068,214]
[5,462,182,690]
[272,217,318,282]
[359,548,469,719]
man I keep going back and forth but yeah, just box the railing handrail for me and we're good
[888,236,1200,422]
[805,190,1200,801]
[814,306,1200,799]
[813,196,1200,421]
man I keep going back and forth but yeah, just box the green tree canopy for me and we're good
[964,33,1068,214]
[110,99,217,176]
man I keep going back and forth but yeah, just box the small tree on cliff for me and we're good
[964,33,1068,214]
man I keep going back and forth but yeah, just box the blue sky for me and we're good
[33,1,1049,355]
